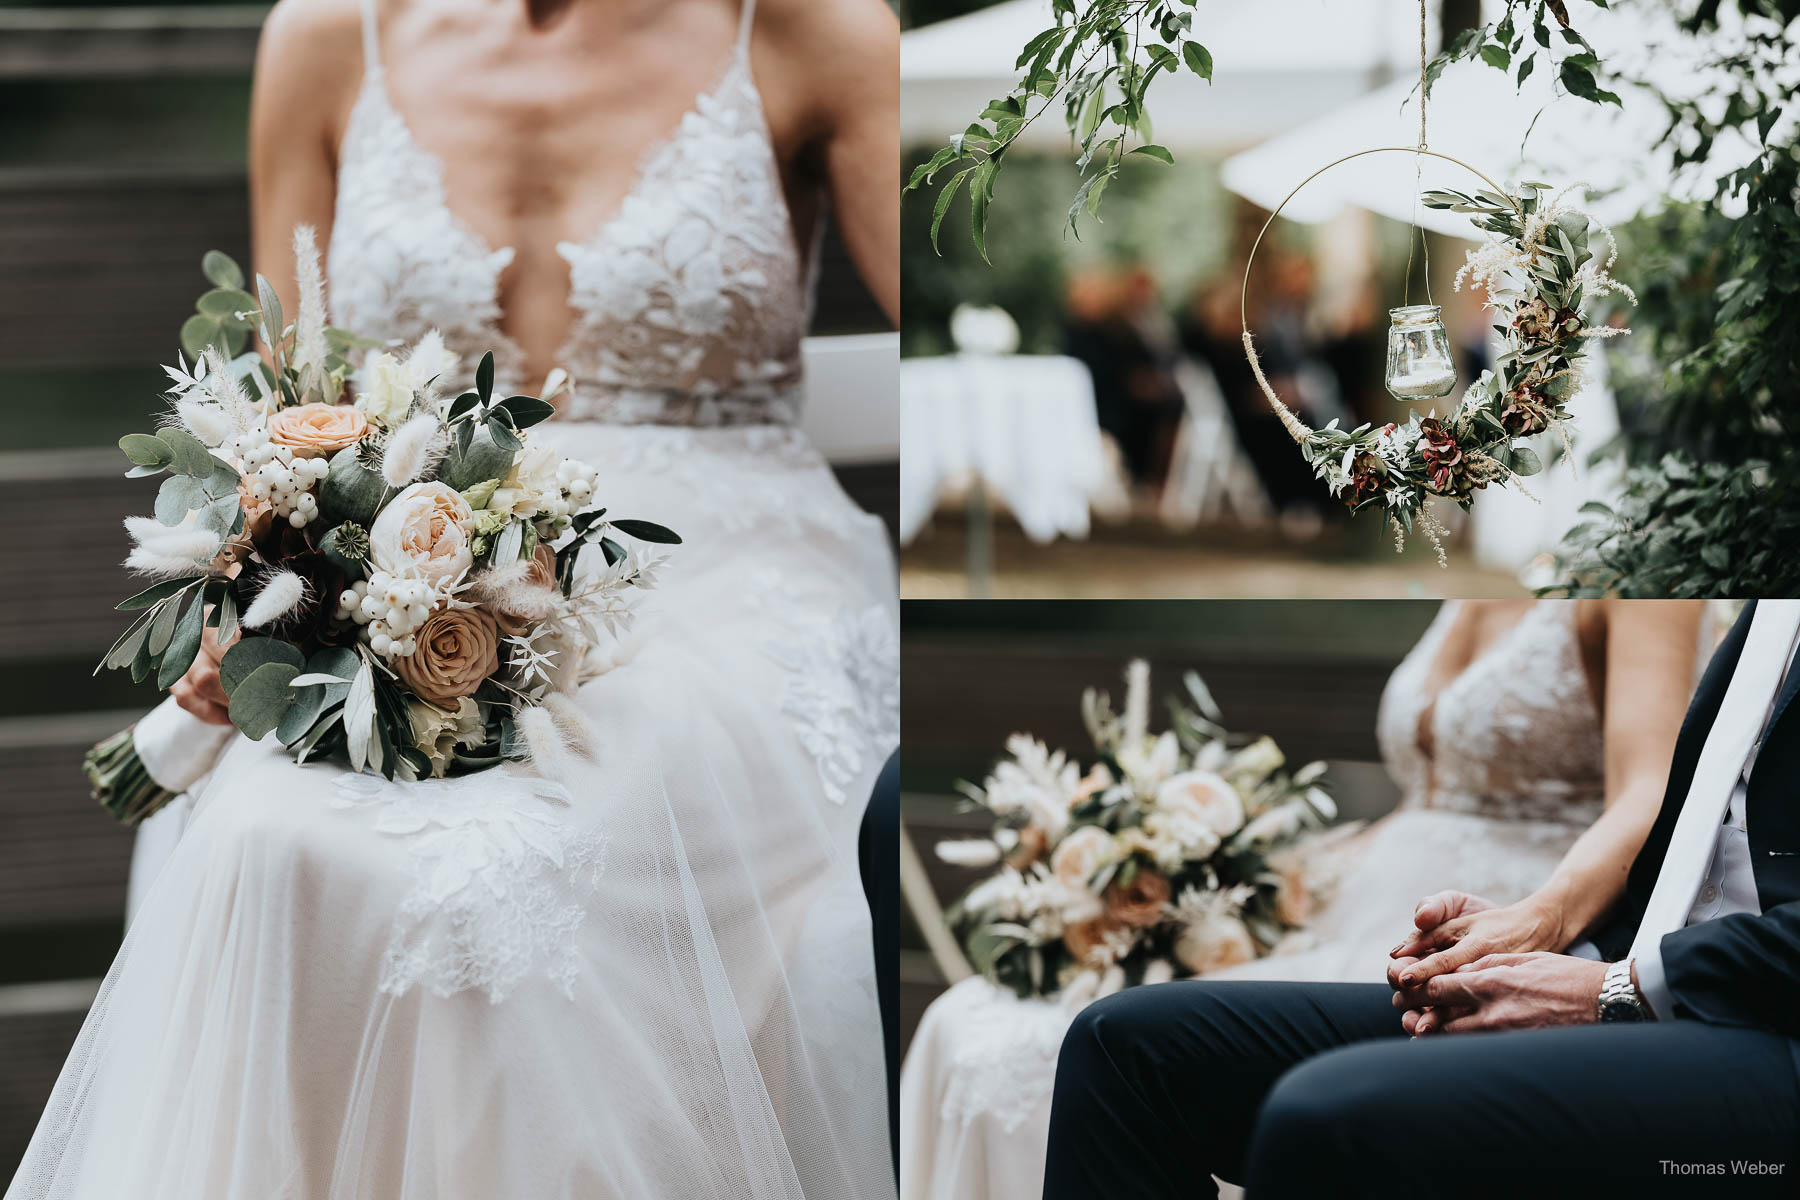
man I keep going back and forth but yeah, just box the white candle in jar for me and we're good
[1386,367,1458,399]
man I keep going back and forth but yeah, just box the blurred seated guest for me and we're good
[1062,264,1185,493]
[1315,282,1388,429]
[1182,258,1330,521]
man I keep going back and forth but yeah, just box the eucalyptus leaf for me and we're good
[197,287,257,325]
[229,662,302,741]
[119,433,172,468]
[180,314,225,361]
[202,250,245,290]
[277,673,331,745]
[158,427,217,478]
[219,636,304,697]
[154,474,211,525]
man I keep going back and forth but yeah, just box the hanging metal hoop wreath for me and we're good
[1236,146,1522,446]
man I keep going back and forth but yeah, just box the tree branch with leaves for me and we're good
[902,0,1212,260]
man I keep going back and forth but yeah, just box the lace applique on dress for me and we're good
[327,0,809,429]
[1376,602,1606,826]
[750,570,898,806]
[933,980,1073,1134]
[555,56,808,427]
[331,773,610,1003]
[588,424,873,544]
[326,61,528,390]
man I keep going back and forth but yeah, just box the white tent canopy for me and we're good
[901,0,1450,151]
[1221,2,1795,235]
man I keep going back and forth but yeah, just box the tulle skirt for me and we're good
[9,424,899,1200]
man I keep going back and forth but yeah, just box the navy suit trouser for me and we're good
[1042,980,1800,1198]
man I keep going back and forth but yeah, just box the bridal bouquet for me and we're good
[85,233,679,820]
[936,662,1338,1001]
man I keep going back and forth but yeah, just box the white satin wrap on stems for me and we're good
[133,696,235,793]
[9,425,900,1200]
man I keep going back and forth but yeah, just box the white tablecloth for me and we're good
[899,355,1109,545]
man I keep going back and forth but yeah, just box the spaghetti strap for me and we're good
[359,0,383,77]
[736,0,756,51]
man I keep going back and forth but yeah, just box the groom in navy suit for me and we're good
[1042,600,1800,1197]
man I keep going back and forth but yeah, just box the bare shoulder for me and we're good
[1599,598,1706,651]
[254,0,367,140]
[754,0,897,90]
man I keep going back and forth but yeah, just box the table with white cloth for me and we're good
[899,355,1110,590]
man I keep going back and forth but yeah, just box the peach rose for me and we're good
[369,482,474,586]
[1174,913,1257,975]
[1063,915,1129,970]
[1050,826,1118,890]
[1104,867,1171,928]
[267,402,369,459]
[1155,770,1245,838]
[395,607,499,704]
[488,543,559,636]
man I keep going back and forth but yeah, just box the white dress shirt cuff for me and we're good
[1633,944,1675,1020]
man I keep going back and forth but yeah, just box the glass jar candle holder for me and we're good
[1385,304,1457,402]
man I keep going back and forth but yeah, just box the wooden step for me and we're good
[0,7,263,79]
[0,711,141,934]
[0,980,102,1182]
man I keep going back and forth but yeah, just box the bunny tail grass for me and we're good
[542,693,599,759]
[292,225,329,376]
[380,414,447,487]
[516,704,581,787]
[242,569,308,628]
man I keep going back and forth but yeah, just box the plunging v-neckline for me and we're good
[1412,601,1551,778]
[342,43,771,387]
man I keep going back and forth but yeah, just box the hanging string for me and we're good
[1405,0,1433,306]
[1417,0,1429,151]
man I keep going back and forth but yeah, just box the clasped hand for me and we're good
[1386,890,1606,1035]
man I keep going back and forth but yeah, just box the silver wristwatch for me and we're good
[1596,959,1648,1023]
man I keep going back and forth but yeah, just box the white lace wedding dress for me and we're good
[8,3,897,1197]
[899,601,1613,1200]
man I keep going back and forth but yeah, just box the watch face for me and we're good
[1601,996,1645,1023]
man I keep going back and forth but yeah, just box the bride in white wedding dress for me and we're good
[900,599,1705,1200]
[9,1,898,1197]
